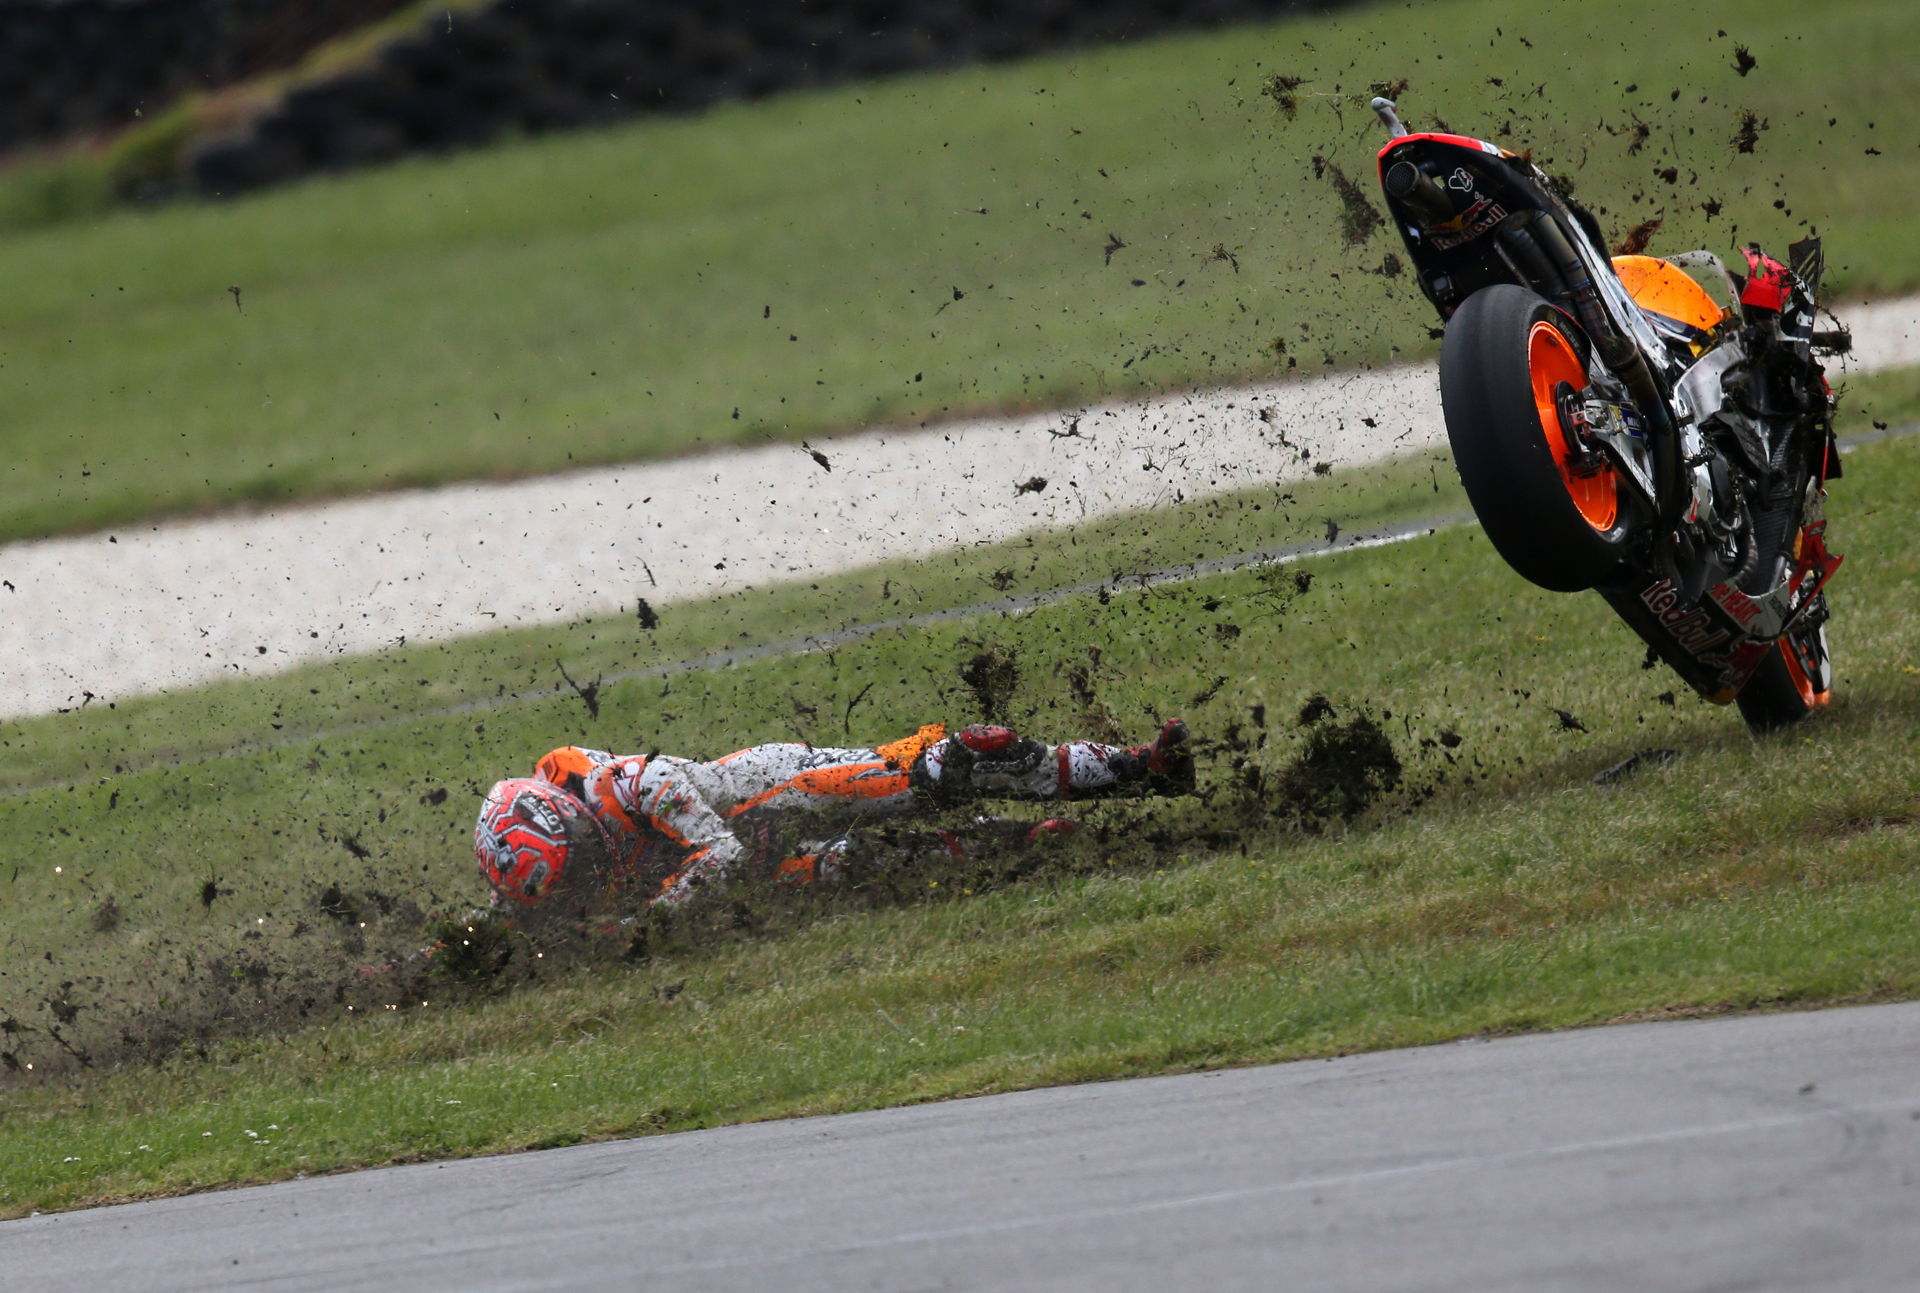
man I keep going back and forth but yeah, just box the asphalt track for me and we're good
[8,1001,1918,1290]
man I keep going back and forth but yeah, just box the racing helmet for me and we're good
[473,778,615,906]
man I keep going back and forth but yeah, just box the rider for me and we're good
[474,717,1194,917]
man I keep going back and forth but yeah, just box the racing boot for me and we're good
[1105,718,1195,796]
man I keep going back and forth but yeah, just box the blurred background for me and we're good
[1,0,1356,207]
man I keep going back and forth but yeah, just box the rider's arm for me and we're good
[611,756,747,907]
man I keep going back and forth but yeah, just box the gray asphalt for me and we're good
[8,1002,1919,1290]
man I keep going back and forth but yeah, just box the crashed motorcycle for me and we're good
[1370,98,1847,730]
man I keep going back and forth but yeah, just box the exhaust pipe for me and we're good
[1384,159,1452,226]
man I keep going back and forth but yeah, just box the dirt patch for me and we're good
[1311,155,1383,246]
[0,882,448,1078]
[1269,701,1404,830]
[959,646,1020,723]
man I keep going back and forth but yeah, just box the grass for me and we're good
[0,0,1916,542]
[0,364,1917,1215]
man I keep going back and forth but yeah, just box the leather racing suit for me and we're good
[527,720,1186,909]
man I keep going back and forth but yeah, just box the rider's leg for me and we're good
[914,719,1193,803]
[705,742,920,818]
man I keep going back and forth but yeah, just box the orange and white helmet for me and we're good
[473,778,614,907]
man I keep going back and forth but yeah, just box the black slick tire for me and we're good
[1440,284,1636,592]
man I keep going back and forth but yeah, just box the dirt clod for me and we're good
[1298,695,1336,726]
[1312,156,1384,245]
[1272,713,1402,829]
[1592,748,1678,786]
[1613,217,1663,256]
[959,648,1020,723]
[1260,73,1306,119]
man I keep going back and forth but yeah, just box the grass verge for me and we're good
[0,369,1916,1214]
[1,0,1915,542]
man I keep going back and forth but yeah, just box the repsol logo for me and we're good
[1705,582,1763,630]
[1639,579,1731,656]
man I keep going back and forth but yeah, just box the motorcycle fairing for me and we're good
[1599,518,1842,703]
[1612,255,1726,356]
[1737,245,1795,313]
[1372,99,1846,719]
[1379,129,1678,423]
[1376,133,1571,317]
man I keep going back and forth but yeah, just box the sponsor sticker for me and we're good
[1705,582,1763,630]
[1638,578,1732,657]
[1428,199,1508,251]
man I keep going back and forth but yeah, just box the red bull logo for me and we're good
[1639,578,1731,657]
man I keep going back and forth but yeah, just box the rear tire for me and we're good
[1440,284,1637,591]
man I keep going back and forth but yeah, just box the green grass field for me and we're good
[1,360,1916,1215]
[1,0,1915,542]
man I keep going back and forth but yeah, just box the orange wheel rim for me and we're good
[1528,320,1618,531]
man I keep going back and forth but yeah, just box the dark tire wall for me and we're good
[0,0,412,155]
[192,0,1350,196]
[1,0,1376,199]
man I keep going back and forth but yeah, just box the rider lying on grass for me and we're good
[474,717,1195,924]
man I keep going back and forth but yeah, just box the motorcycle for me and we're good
[1369,98,1848,730]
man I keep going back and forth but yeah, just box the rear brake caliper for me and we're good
[1558,381,1651,484]
[1554,382,1610,478]
[1565,382,1661,512]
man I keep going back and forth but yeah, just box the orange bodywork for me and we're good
[1780,635,1833,709]
[1612,255,1727,340]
